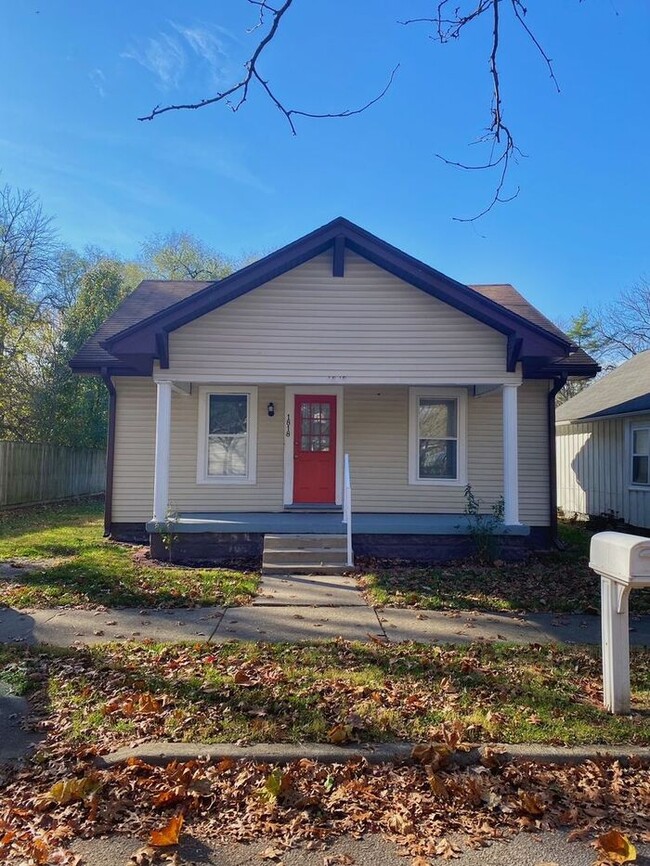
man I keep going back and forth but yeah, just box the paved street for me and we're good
[71,830,650,866]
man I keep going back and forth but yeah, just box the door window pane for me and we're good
[208,394,248,476]
[299,401,332,451]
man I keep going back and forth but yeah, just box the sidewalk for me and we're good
[1,570,649,647]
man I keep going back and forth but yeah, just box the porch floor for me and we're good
[147,512,530,536]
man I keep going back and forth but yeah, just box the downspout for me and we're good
[101,368,116,538]
[548,374,568,548]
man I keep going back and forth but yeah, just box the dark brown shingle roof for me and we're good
[71,280,211,370]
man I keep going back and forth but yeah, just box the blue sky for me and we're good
[1,1,648,322]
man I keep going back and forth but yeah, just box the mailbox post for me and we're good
[589,531,650,714]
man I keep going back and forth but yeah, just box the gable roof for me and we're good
[556,351,650,422]
[70,217,598,379]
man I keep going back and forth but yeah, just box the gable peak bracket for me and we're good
[155,331,170,369]
[507,335,523,373]
[332,234,346,278]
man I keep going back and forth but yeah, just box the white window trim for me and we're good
[196,385,258,485]
[408,387,468,486]
[283,385,344,506]
[630,423,650,488]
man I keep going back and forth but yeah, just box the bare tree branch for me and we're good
[401,0,559,220]
[138,0,398,130]
[137,0,563,220]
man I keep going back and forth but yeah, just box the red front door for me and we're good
[293,395,337,504]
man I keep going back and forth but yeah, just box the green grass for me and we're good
[358,521,650,614]
[0,499,259,608]
[12,639,650,749]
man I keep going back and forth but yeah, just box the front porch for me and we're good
[147,510,533,567]
[147,511,531,536]
[136,375,548,566]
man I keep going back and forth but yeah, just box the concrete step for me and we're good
[263,548,349,566]
[263,534,347,552]
[262,563,352,574]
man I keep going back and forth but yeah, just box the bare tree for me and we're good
[594,278,650,364]
[0,183,59,298]
[137,0,563,220]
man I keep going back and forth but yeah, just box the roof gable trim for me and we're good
[101,217,573,359]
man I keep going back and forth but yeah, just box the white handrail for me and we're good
[343,453,353,567]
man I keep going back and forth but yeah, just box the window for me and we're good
[197,387,257,484]
[632,427,650,485]
[409,388,467,485]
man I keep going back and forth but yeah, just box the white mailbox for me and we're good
[589,531,650,714]
[590,531,650,589]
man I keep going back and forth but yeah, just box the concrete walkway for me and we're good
[1,570,649,647]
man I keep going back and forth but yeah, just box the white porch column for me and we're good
[152,380,172,523]
[502,383,520,526]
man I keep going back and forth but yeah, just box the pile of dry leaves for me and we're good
[1,734,648,865]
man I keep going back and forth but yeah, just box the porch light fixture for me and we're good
[267,402,275,417]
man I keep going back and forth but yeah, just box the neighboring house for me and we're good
[557,351,650,529]
[70,218,598,568]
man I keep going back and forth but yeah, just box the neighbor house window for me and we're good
[409,388,467,485]
[197,387,258,484]
[632,426,650,485]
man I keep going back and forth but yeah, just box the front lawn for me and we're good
[0,499,258,608]
[6,639,649,749]
[359,522,650,614]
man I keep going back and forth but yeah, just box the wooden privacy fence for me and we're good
[0,441,106,508]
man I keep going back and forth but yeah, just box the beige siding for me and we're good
[113,378,550,526]
[168,385,285,512]
[344,386,503,514]
[113,378,156,522]
[557,414,650,528]
[519,380,550,526]
[166,252,516,385]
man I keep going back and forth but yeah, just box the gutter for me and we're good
[548,374,568,547]
[101,368,116,538]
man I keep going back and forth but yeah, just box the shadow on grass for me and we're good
[0,499,258,608]
[359,523,650,615]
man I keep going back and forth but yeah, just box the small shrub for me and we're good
[464,484,505,563]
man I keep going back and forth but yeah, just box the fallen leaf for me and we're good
[327,723,354,745]
[49,775,102,804]
[150,813,183,847]
[595,830,637,863]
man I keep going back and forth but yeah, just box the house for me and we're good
[556,351,650,529]
[70,218,598,569]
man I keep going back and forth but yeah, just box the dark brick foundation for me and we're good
[133,526,553,567]
[353,527,551,563]
[109,522,149,544]
[150,531,264,567]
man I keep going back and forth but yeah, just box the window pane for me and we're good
[633,455,649,485]
[633,429,650,456]
[209,394,247,435]
[419,399,457,438]
[208,434,247,476]
[419,439,457,479]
